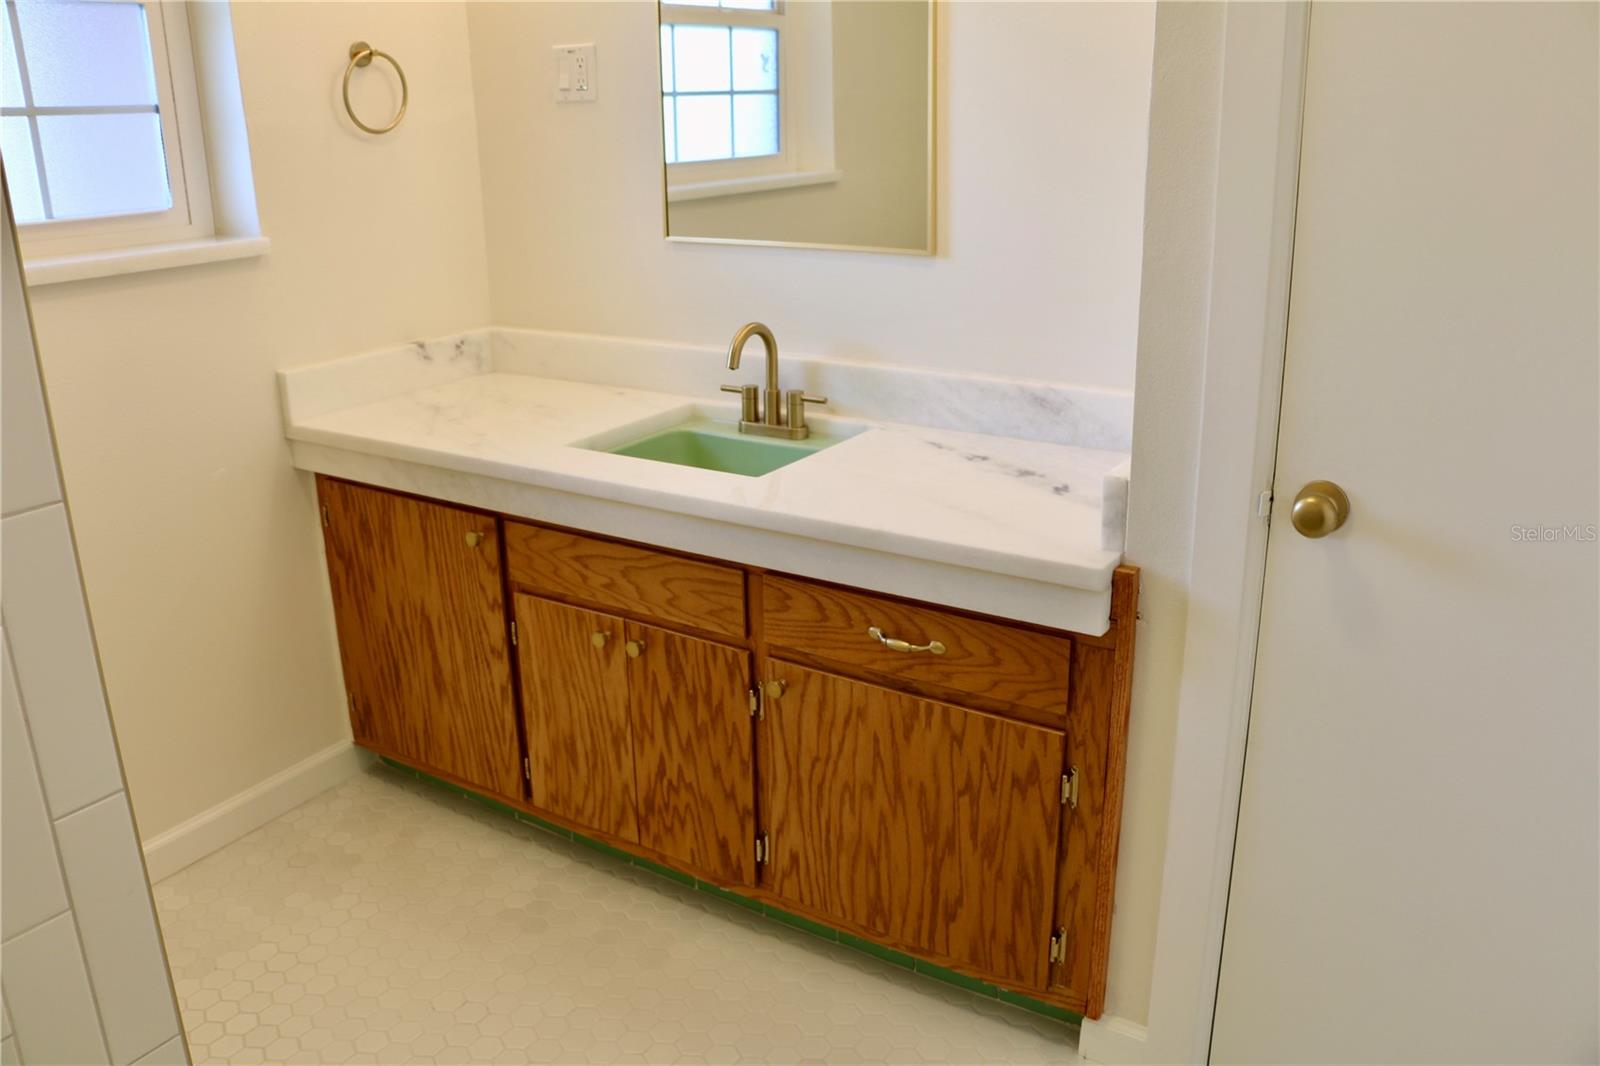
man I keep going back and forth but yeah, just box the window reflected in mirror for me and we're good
[658,0,934,254]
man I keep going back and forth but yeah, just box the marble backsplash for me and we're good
[491,329,1135,453]
[281,327,1133,453]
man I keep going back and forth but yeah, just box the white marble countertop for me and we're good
[280,332,1130,634]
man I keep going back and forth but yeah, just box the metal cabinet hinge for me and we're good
[523,757,531,781]
[755,831,770,865]
[510,619,518,647]
[1061,767,1079,809]
[1048,929,1066,964]
[321,504,330,528]
[1257,489,1274,521]
[749,688,762,719]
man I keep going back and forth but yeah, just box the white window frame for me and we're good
[5,0,214,258]
[660,0,840,202]
[661,3,793,181]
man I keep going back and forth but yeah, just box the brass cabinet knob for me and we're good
[625,640,644,659]
[591,632,609,649]
[763,679,785,700]
[1290,480,1351,538]
[465,530,485,548]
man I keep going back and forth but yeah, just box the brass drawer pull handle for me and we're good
[867,626,945,656]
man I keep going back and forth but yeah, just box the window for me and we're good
[661,7,780,165]
[661,1,792,183]
[660,0,840,203]
[1,0,220,261]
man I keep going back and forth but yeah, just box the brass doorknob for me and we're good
[1290,480,1350,538]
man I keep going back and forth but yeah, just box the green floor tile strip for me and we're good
[380,757,1083,1028]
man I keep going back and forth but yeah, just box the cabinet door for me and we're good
[629,622,754,884]
[318,478,521,799]
[762,660,1064,990]
[516,595,639,842]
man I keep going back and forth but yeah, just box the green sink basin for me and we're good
[602,418,845,477]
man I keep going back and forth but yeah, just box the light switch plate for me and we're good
[554,44,597,103]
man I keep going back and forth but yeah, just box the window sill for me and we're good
[22,234,270,286]
[667,168,843,203]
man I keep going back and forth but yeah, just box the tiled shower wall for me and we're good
[1,195,188,1064]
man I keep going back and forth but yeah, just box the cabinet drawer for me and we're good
[504,523,747,640]
[762,576,1071,717]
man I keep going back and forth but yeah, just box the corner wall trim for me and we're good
[141,739,373,883]
[1079,1015,1150,1063]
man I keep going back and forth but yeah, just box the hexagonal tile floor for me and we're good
[154,765,1080,1064]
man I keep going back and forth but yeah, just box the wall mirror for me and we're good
[658,0,934,255]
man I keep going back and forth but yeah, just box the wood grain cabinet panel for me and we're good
[762,577,1071,718]
[516,595,640,842]
[505,523,747,640]
[761,661,1065,991]
[629,624,755,885]
[316,477,521,800]
[1050,565,1138,1017]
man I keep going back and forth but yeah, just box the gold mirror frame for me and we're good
[656,0,937,256]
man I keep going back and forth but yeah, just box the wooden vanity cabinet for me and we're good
[316,478,523,800]
[760,661,1065,991]
[317,479,1137,1018]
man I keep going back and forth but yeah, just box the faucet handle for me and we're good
[784,390,829,432]
[721,383,759,423]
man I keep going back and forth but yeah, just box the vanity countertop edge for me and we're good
[280,353,1130,636]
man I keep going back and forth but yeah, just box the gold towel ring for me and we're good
[342,41,407,135]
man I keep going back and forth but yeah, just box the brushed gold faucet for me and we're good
[721,322,827,440]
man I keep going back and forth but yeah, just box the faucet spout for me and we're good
[721,321,822,439]
[726,322,780,402]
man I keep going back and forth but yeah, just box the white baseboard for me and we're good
[1079,1015,1152,1064]
[141,740,374,882]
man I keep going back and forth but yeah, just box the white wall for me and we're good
[1094,0,1228,1030]
[20,1,491,842]
[468,0,1155,390]
[2,194,188,1066]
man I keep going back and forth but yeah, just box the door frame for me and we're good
[1080,4,1310,1063]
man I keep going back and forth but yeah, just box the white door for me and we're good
[1212,4,1598,1064]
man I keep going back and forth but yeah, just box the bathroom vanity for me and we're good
[284,329,1137,1019]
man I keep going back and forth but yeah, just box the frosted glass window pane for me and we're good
[672,25,729,93]
[660,26,673,92]
[0,117,45,222]
[722,0,776,11]
[1,12,25,108]
[674,94,731,162]
[733,93,777,158]
[669,0,719,7]
[662,97,677,164]
[731,28,776,91]
[37,112,170,218]
[15,1,158,107]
